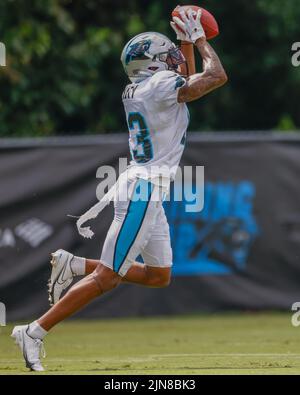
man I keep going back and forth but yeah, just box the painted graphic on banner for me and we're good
[165,181,259,276]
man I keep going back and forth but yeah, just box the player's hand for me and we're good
[170,6,190,41]
[170,20,188,42]
[172,7,206,44]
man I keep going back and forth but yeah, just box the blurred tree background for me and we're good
[0,0,299,137]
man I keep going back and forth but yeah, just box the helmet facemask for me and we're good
[154,46,187,76]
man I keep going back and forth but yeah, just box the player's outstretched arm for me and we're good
[178,37,228,103]
[171,7,227,103]
[178,38,228,103]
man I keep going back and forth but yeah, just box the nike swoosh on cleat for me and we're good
[51,262,67,285]
[58,262,72,282]
[48,268,65,305]
[23,327,33,370]
[48,262,72,304]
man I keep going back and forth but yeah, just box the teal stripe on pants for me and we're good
[113,179,153,273]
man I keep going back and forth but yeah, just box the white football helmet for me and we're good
[121,32,186,83]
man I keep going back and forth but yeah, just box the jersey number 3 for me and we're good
[128,112,153,164]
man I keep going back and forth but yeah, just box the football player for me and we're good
[12,7,227,371]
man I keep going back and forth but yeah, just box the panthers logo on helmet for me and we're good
[125,40,151,65]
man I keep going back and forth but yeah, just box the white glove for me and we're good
[170,6,190,41]
[172,7,206,44]
[170,20,188,42]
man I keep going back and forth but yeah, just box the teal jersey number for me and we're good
[128,112,153,163]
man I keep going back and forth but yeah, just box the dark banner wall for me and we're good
[1,134,300,321]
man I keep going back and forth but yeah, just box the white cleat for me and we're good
[48,249,75,306]
[11,325,46,372]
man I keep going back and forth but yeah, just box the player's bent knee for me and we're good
[155,278,170,288]
[146,267,171,288]
[157,274,171,288]
[93,264,121,293]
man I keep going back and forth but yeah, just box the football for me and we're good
[172,5,219,40]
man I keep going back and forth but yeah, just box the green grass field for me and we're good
[1,312,300,375]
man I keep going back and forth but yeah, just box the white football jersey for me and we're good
[122,70,189,189]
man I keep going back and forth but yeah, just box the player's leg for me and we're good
[39,264,120,331]
[116,200,172,287]
[75,257,171,287]
[86,259,171,288]
[85,198,172,288]
[45,180,165,326]
[12,177,160,371]
[11,263,120,371]
[49,197,172,302]
[122,263,171,288]
[100,178,159,280]
[49,253,170,306]
[139,204,173,285]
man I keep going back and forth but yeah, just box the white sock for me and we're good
[70,256,86,276]
[27,321,48,340]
